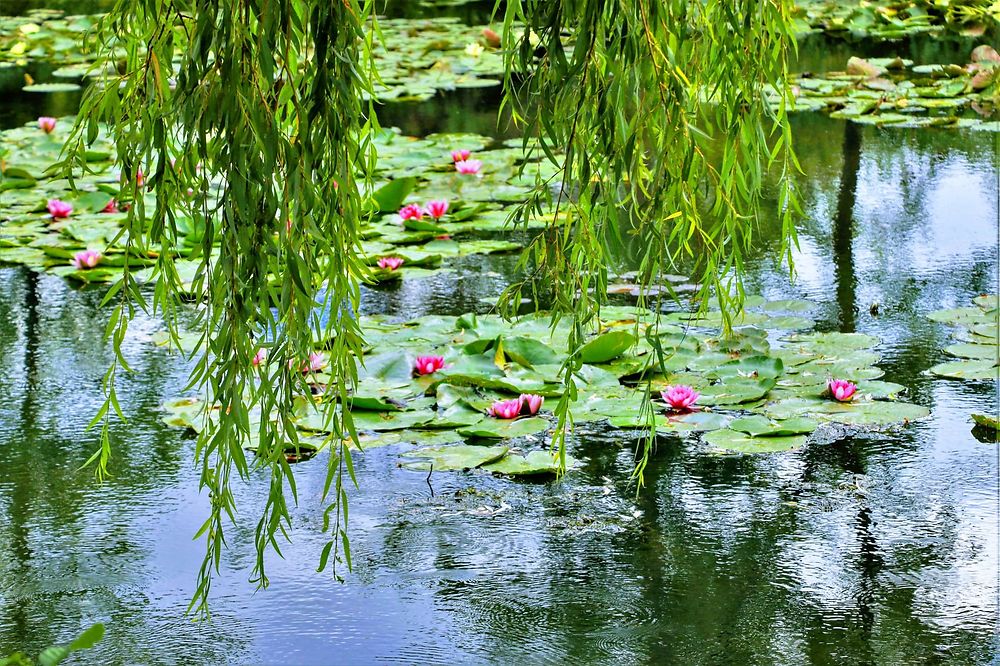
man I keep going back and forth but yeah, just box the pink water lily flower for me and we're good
[488,398,522,420]
[424,200,449,219]
[101,199,119,214]
[398,203,424,220]
[454,159,482,175]
[414,355,446,376]
[305,352,326,373]
[519,393,544,415]
[377,256,404,271]
[451,149,471,163]
[661,385,700,411]
[37,116,57,133]
[828,379,857,402]
[252,348,267,367]
[71,250,102,270]
[47,199,72,219]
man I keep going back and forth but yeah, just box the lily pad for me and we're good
[703,429,807,454]
[457,416,549,440]
[728,415,818,437]
[578,330,636,363]
[401,444,509,471]
[482,450,575,476]
[928,359,998,380]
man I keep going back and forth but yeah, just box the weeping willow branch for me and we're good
[497,0,800,474]
[58,0,378,616]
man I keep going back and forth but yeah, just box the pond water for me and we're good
[1,7,998,666]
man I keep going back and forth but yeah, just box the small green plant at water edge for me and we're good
[0,623,104,666]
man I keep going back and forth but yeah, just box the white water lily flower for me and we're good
[464,42,484,58]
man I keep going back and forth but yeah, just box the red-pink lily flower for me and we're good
[101,199,119,214]
[47,199,72,219]
[71,250,102,270]
[424,200,449,219]
[398,203,424,220]
[519,393,544,415]
[451,149,471,163]
[414,355,446,376]
[488,399,522,420]
[661,385,700,411]
[377,256,404,271]
[252,348,267,368]
[37,116,57,133]
[454,159,482,175]
[828,379,857,402]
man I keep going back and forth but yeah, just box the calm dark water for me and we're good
[1,12,999,666]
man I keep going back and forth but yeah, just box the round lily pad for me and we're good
[22,82,82,92]
[481,450,575,476]
[728,415,818,437]
[928,359,998,380]
[401,444,509,471]
[703,429,807,454]
[457,416,549,440]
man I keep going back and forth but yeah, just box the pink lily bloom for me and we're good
[306,352,326,372]
[454,159,482,175]
[101,199,119,214]
[424,200,449,219]
[451,149,471,163]
[37,116,57,133]
[414,355,446,376]
[661,385,700,411]
[828,379,857,402]
[47,199,72,219]
[377,256,404,271]
[398,203,424,220]
[488,398,522,420]
[71,250,102,270]
[252,348,267,368]
[519,393,544,415]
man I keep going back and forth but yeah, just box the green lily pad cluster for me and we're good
[161,297,929,468]
[0,118,564,288]
[772,49,999,130]
[927,294,999,380]
[792,0,999,40]
[1,9,514,103]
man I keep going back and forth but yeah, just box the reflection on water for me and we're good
[0,35,998,666]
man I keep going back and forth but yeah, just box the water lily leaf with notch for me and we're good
[729,415,818,437]
[761,397,929,426]
[704,429,808,454]
[500,335,563,367]
[698,376,776,405]
[370,177,417,212]
[457,416,549,440]
[401,444,509,471]
[608,410,729,433]
[706,355,784,381]
[578,330,636,363]
[761,316,815,331]
[927,307,993,327]
[760,298,815,313]
[783,331,880,354]
[973,295,998,311]
[928,359,998,380]
[482,450,577,476]
[358,350,416,387]
[426,403,487,429]
[944,342,998,360]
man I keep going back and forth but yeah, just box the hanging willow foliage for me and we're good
[57,0,797,614]
[496,0,799,479]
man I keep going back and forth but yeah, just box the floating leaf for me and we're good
[578,330,636,363]
[928,359,997,380]
[457,416,549,440]
[401,444,509,471]
[728,415,818,437]
[482,450,574,476]
[704,429,807,454]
